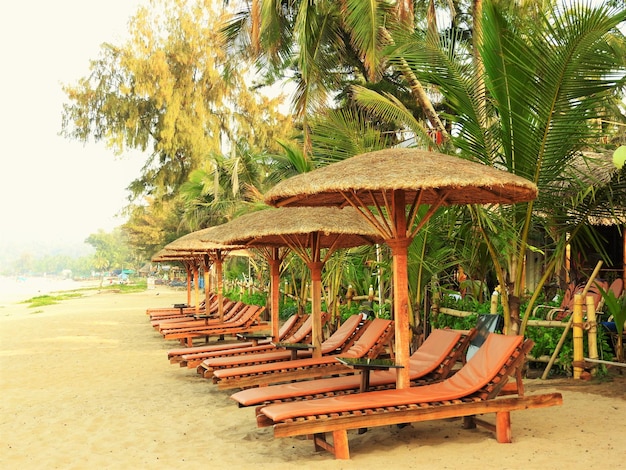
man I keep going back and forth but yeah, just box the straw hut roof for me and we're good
[151,248,195,262]
[164,227,244,253]
[567,151,626,226]
[202,206,384,248]
[572,151,617,186]
[264,148,538,207]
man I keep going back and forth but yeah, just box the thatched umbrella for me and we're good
[165,228,245,320]
[552,151,626,284]
[265,148,538,387]
[201,206,384,357]
[151,248,198,307]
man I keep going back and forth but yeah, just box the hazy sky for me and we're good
[0,1,146,249]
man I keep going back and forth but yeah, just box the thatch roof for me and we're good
[164,227,244,253]
[569,151,626,226]
[202,206,383,248]
[573,151,617,186]
[264,148,538,207]
[151,248,196,262]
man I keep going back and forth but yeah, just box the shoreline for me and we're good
[0,276,103,307]
[1,287,624,469]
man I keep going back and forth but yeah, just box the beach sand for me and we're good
[1,286,624,469]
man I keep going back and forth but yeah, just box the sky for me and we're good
[0,1,147,252]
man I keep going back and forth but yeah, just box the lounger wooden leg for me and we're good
[312,431,350,459]
[313,433,325,452]
[462,416,476,429]
[332,430,350,459]
[495,411,512,443]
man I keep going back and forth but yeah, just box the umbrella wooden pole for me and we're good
[193,263,200,314]
[389,238,411,389]
[390,190,411,389]
[185,262,192,306]
[309,261,324,359]
[203,255,211,308]
[204,269,211,306]
[216,257,224,322]
[269,251,281,341]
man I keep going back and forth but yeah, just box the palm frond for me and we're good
[351,85,433,148]
[342,0,394,81]
[307,106,393,165]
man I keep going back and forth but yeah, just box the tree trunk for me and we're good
[509,293,521,335]
[400,60,450,139]
[380,27,449,139]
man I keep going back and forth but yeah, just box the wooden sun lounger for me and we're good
[158,301,247,336]
[256,333,563,460]
[154,300,241,331]
[212,318,395,390]
[161,304,268,346]
[193,314,317,374]
[147,294,216,319]
[177,314,318,368]
[149,296,225,327]
[159,303,259,334]
[231,328,472,407]
[199,314,366,379]
[167,314,306,365]
[152,298,237,329]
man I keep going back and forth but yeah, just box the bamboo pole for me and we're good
[586,295,598,376]
[540,260,603,378]
[490,291,499,314]
[541,316,574,380]
[583,357,626,368]
[572,294,584,379]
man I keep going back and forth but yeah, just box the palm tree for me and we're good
[355,0,626,332]
[220,0,450,151]
[178,142,268,230]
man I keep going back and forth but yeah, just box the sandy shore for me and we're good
[1,287,624,469]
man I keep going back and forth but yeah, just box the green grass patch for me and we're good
[19,279,147,308]
[98,279,147,293]
[22,292,83,308]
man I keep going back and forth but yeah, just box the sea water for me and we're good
[0,276,85,305]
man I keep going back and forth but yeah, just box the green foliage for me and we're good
[62,0,291,202]
[368,1,626,333]
[237,291,267,308]
[85,228,138,275]
[440,295,503,315]
[600,287,626,336]
[278,302,300,321]
[435,294,617,374]
[62,0,293,259]
[100,279,147,293]
[223,257,249,282]
[431,312,479,331]
[525,326,573,372]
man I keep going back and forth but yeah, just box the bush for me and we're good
[434,294,615,376]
